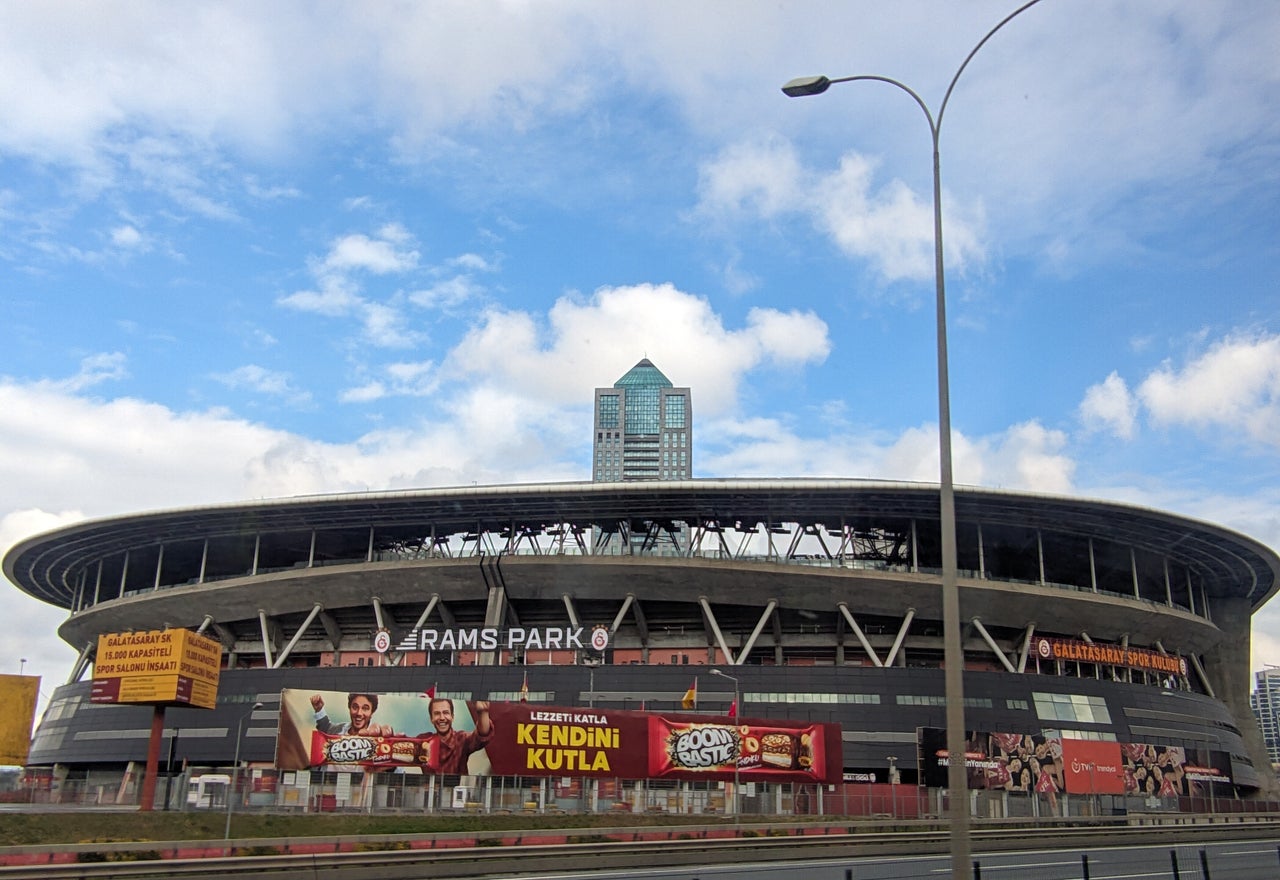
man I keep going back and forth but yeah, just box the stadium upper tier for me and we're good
[5,480,1276,650]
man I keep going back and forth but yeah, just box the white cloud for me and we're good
[408,276,482,311]
[985,421,1075,494]
[280,226,433,350]
[1138,333,1280,446]
[339,381,386,404]
[0,508,91,693]
[320,226,419,276]
[212,365,312,406]
[45,352,128,393]
[694,137,805,220]
[109,224,144,249]
[450,253,494,272]
[695,139,985,283]
[745,307,831,366]
[703,415,1073,495]
[0,362,587,676]
[1080,371,1138,440]
[278,276,362,316]
[444,283,830,416]
[361,301,423,350]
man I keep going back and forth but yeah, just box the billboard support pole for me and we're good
[139,706,164,811]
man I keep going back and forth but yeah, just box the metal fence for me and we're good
[18,767,1280,821]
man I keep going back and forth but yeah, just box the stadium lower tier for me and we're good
[26,664,1270,798]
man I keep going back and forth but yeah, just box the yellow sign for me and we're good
[0,674,39,765]
[93,629,222,709]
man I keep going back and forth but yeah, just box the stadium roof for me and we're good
[6,478,1279,611]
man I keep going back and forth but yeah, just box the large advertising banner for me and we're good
[276,688,841,783]
[275,689,445,773]
[919,728,1233,796]
[0,674,40,765]
[1121,742,1232,797]
[1060,739,1125,794]
[920,728,1065,798]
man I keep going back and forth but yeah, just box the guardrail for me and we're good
[3,815,1280,880]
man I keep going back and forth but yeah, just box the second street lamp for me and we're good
[224,701,264,841]
[709,668,740,818]
[783,2,1048,877]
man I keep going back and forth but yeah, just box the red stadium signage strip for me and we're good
[1035,637,1186,676]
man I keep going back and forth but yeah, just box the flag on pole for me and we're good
[727,700,737,718]
[519,671,529,703]
[422,683,437,699]
[681,677,698,710]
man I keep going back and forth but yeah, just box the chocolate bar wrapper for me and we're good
[309,730,434,769]
[648,719,823,779]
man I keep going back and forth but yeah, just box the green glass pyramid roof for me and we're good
[614,358,673,389]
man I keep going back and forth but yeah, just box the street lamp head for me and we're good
[252,701,264,710]
[782,75,831,97]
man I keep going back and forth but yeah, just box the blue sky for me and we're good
[3,1,1280,697]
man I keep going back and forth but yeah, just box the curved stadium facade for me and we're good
[5,478,1280,806]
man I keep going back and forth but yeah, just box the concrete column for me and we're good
[1201,596,1279,798]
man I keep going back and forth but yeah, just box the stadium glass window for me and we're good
[896,695,993,709]
[1053,729,1117,742]
[750,692,880,705]
[1006,699,1029,711]
[1032,691,1111,724]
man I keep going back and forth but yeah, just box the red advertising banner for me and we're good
[275,689,841,783]
[1061,739,1125,794]
[483,703,840,784]
[1120,742,1232,796]
[917,728,1233,796]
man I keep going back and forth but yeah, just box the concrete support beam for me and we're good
[970,617,1017,674]
[698,596,734,666]
[1016,623,1036,673]
[609,595,634,635]
[837,602,883,668]
[256,611,273,665]
[67,642,95,685]
[737,600,777,666]
[318,611,342,649]
[884,608,915,668]
[272,603,323,669]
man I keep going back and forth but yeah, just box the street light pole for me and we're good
[888,755,899,818]
[224,701,264,841]
[710,668,740,818]
[782,3,1048,877]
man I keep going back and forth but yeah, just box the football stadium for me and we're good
[5,478,1279,814]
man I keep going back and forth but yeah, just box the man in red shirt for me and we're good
[425,698,493,774]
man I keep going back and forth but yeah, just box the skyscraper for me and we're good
[593,359,691,482]
[1251,667,1280,766]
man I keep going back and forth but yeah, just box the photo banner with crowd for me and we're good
[917,727,1233,797]
[275,688,842,783]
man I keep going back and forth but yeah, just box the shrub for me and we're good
[353,841,410,852]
